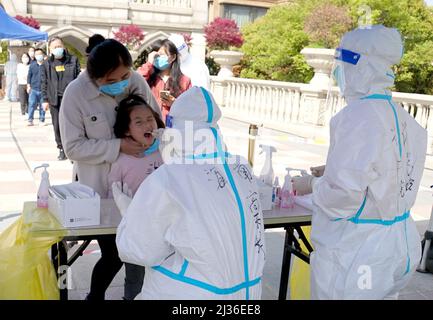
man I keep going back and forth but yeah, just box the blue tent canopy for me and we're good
[0,7,48,41]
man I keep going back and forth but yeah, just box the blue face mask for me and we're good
[154,55,170,70]
[332,64,346,93]
[99,79,129,96]
[143,138,160,156]
[52,48,64,58]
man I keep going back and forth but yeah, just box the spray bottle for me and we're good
[272,176,281,208]
[258,144,277,186]
[280,168,295,209]
[34,163,50,208]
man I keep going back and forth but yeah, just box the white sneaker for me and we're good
[27,121,34,126]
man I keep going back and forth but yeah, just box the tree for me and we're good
[204,18,243,50]
[304,3,353,48]
[240,1,316,82]
[113,24,145,50]
[0,42,8,64]
[240,0,433,93]
[338,0,433,93]
[15,15,40,29]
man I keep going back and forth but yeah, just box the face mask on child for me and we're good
[143,139,160,156]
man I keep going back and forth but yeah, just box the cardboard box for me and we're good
[48,186,100,228]
[256,179,273,211]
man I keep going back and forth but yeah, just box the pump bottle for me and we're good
[258,144,277,186]
[34,163,50,208]
[280,168,295,209]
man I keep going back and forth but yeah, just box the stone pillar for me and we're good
[300,84,328,126]
[209,76,227,108]
[190,32,206,62]
[301,47,335,89]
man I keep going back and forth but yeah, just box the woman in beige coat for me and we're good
[59,39,160,300]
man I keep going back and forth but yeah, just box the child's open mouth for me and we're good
[144,132,152,138]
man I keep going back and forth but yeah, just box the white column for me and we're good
[190,32,206,62]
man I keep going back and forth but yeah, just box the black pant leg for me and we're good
[49,105,62,149]
[86,235,123,300]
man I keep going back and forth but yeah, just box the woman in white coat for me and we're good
[115,87,266,299]
[292,25,427,299]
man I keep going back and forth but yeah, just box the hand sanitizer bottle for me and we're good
[33,163,50,208]
[272,176,281,207]
[280,168,295,209]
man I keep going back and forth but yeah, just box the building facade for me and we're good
[0,0,208,59]
[208,0,290,28]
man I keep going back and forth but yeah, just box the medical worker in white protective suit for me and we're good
[168,34,211,90]
[292,25,427,299]
[114,86,265,299]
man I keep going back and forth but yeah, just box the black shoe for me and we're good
[58,149,67,161]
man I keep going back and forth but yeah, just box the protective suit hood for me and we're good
[161,86,224,162]
[337,25,403,101]
[168,33,211,89]
[168,33,190,63]
[170,86,221,127]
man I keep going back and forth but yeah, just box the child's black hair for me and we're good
[114,94,165,138]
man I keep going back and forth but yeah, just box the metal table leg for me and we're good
[58,240,68,300]
[278,226,294,300]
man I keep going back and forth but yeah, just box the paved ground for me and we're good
[1,100,433,300]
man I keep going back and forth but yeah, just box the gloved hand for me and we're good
[292,174,315,196]
[151,128,165,140]
[112,181,133,216]
[310,165,326,177]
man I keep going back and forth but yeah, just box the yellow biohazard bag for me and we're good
[0,202,66,300]
[289,226,312,300]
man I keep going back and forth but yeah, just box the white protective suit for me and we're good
[116,86,265,299]
[168,34,211,90]
[311,25,427,299]
[4,53,18,101]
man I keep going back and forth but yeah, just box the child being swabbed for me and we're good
[108,94,164,300]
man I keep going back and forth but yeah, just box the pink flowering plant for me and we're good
[204,18,243,51]
[113,24,145,50]
[181,33,193,48]
[15,15,41,29]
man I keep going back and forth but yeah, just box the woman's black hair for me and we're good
[86,34,105,55]
[114,94,165,139]
[87,39,132,80]
[148,39,183,97]
[35,48,45,55]
[21,52,30,61]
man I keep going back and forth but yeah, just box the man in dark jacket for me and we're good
[42,36,80,160]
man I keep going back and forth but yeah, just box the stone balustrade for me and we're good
[210,76,433,152]
[129,0,191,7]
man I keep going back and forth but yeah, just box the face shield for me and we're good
[331,48,362,95]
